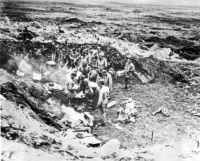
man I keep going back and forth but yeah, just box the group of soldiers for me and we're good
[19,26,136,125]
[64,48,113,125]
[62,46,136,125]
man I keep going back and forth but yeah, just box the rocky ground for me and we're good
[0,0,200,161]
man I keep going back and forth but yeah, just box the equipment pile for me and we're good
[117,98,141,123]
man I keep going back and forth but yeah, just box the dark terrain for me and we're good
[0,0,200,161]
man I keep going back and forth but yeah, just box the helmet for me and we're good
[99,79,105,85]
[82,60,87,65]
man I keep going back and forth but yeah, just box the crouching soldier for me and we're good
[88,69,100,84]
[78,60,91,78]
[97,79,109,125]
[83,78,100,110]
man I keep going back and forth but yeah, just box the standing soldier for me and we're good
[97,79,109,125]
[101,69,113,92]
[90,56,98,71]
[51,42,59,62]
[123,58,136,89]
[97,51,107,75]
[22,26,33,43]
[65,71,78,104]
[69,49,81,69]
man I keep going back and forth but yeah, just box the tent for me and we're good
[153,48,172,60]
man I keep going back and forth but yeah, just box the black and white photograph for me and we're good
[0,0,200,160]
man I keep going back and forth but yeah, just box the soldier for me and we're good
[101,69,113,92]
[78,60,91,78]
[97,79,109,125]
[97,51,107,75]
[65,71,79,104]
[35,45,47,56]
[123,58,136,89]
[22,26,33,43]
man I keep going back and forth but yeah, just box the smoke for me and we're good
[0,54,18,74]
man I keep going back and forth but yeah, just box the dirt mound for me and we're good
[62,18,86,24]
[140,57,190,84]
[105,8,122,12]
[165,36,193,47]
[140,57,200,93]
[0,69,62,129]
[178,46,200,60]
[145,36,194,48]
[0,70,64,160]
[189,35,200,41]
